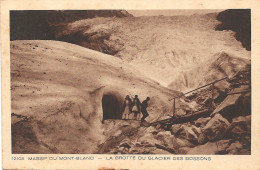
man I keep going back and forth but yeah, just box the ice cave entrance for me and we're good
[102,94,121,120]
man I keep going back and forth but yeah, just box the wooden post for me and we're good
[173,98,176,116]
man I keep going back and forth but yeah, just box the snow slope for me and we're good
[11,40,180,153]
[56,12,250,87]
[168,51,250,91]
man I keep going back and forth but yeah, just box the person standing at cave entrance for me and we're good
[141,97,150,122]
[122,95,132,120]
[132,95,141,120]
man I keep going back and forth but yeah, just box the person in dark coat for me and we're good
[132,95,141,120]
[122,95,132,120]
[141,97,150,122]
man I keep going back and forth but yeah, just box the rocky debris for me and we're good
[184,83,227,108]
[203,114,230,141]
[178,147,192,154]
[211,85,251,120]
[119,142,131,150]
[100,108,250,155]
[214,140,231,154]
[138,128,179,150]
[187,140,230,155]
[155,144,175,154]
[175,109,187,117]
[176,99,201,116]
[226,115,251,138]
[174,124,199,144]
[170,125,197,149]
[187,142,218,155]
[138,133,160,147]
[226,141,243,154]
[237,92,251,115]
[191,125,202,136]
[105,125,184,154]
[201,97,215,108]
[176,138,195,148]
[171,124,182,134]
[156,131,179,149]
[228,64,251,88]
[144,126,160,134]
[188,138,250,155]
[107,139,165,154]
[193,117,211,128]
[197,133,208,145]
[212,135,250,155]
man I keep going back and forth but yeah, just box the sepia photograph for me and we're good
[9,9,251,155]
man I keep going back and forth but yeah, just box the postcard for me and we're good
[1,0,260,169]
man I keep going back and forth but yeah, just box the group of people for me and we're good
[122,95,150,122]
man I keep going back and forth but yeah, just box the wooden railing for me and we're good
[169,77,228,116]
[149,76,251,126]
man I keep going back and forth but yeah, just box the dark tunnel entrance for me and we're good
[102,94,121,120]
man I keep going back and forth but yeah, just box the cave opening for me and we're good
[102,94,121,120]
